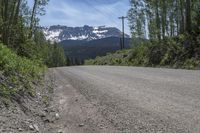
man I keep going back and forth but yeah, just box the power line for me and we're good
[91,0,129,35]
[84,0,119,27]
[92,0,122,17]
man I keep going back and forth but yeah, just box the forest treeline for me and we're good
[86,0,200,69]
[128,0,199,39]
[0,0,66,100]
[0,0,67,67]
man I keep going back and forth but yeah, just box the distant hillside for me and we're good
[59,37,131,62]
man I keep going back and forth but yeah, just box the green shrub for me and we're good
[85,35,200,70]
[183,58,200,69]
[129,43,149,65]
[0,43,45,99]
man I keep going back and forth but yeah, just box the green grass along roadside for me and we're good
[0,43,46,104]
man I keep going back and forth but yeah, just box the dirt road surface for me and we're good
[52,66,200,133]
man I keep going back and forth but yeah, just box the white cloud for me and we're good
[39,0,130,34]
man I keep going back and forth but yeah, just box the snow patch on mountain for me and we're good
[43,28,63,42]
[93,29,108,34]
[69,35,88,40]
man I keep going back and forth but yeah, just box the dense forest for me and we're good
[0,0,66,100]
[0,0,66,67]
[86,0,200,69]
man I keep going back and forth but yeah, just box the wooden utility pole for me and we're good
[120,38,123,50]
[119,16,127,49]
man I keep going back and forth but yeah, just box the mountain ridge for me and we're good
[40,25,130,42]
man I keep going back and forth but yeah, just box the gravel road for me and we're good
[53,66,200,133]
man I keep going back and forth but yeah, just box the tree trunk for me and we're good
[174,0,180,35]
[29,0,37,38]
[7,0,17,45]
[161,0,167,39]
[9,0,17,26]
[180,0,185,33]
[185,0,191,33]
[14,0,21,24]
[155,0,161,40]
[2,0,8,44]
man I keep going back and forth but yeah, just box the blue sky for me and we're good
[28,0,131,34]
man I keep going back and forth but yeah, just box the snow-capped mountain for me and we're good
[40,25,130,42]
